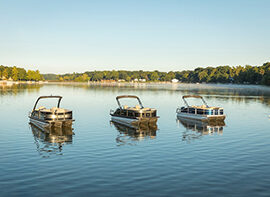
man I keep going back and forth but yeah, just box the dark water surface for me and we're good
[1,83,270,197]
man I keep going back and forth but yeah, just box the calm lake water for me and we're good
[1,83,270,197]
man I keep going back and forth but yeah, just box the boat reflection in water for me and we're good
[177,117,225,142]
[111,121,158,146]
[30,123,74,157]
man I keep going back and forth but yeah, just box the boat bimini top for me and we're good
[116,95,144,110]
[182,95,209,108]
[32,96,63,113]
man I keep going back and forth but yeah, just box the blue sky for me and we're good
[0,0,269,73]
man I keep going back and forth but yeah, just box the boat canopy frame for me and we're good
[182,95,209,108]
[116,95,144,109]
[32,96,63,113]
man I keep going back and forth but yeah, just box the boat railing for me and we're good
[178,107,224,116]
[110,109,115,115]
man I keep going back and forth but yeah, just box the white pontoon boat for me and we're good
[176,95,225,122]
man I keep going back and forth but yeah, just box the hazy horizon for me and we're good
[1,0,269,73]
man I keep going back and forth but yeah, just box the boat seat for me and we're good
[37,106,46,110]
[135,105,141,109]
[123,105,128,109]
[51,107,66,113]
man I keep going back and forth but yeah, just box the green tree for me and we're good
[198,70,208,82]
[164,71,176,81]
[82,73,89,81]
[35,70,43,81]
[111,70,119,80]
[18,68,27,80]
[131,72,140,80]
[150,72,159,81]
[2,68,8,79]
[12,67,18,81]
[92,72,103,81]
[119,71,128,81]
[27,70,35,81]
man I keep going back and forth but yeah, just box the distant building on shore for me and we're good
[171,79,179,83]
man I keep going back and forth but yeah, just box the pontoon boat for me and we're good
[29,96,74,130]
[176,95,225,122]
[110,95,158,127]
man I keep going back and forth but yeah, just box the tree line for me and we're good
[2,63,270,85]
[0,65,43,81]
[44,62,270,85]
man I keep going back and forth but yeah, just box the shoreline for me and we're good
[1,80,270,97]
[0,80,47,85]
[1,80,270,89]
[39,80,270,87]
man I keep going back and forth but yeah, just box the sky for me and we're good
[0,0,270,74]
